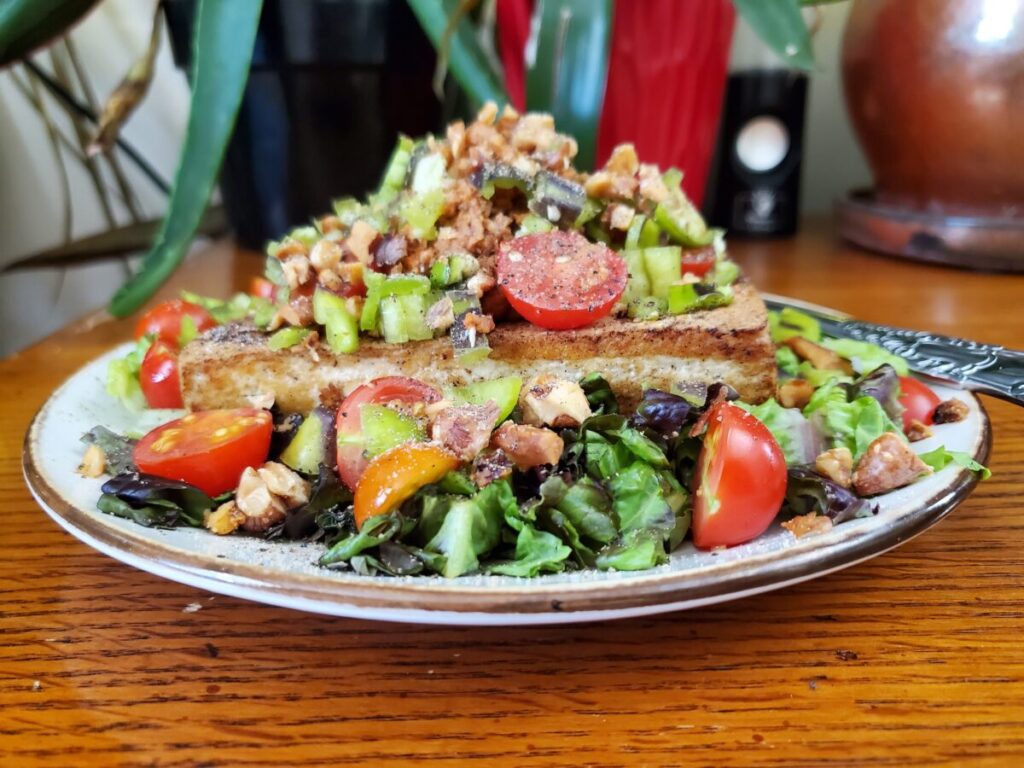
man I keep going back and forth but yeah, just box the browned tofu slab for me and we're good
[179,282,776,413]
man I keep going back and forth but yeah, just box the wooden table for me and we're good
[3,219,1023,766]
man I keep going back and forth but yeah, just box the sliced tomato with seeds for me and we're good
[133,409,272,496]
[680,246,717,277]
[692,402,787,550]
[335,376,442,491]
[496,230,628,330]
[353,443,459,529]
[898,376,940,432]
[139,341,183,409]
[134,299,216,347]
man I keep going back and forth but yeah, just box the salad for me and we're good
[82,305,987,579]
[81,103,988,579]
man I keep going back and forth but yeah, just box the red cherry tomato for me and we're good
[496,230,628,330]
[335,376,442,491]
[898,376,941,432]
[133,409,272,496]
[249,277,277,300]
[134,299,216,347]
[692,402,787,550]
[139,341,183,409]
[680,246,717,277]
[354,443,459,529]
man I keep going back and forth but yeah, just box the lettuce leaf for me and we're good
[105,336,152,411]
[486,524,572,577]
[918,447,991,480]
[785,466,877,524]
[820,337,909,376]
[596,529,668,571]
[740,398,824,466]
[804,380,902,460]
[607,462,676,536]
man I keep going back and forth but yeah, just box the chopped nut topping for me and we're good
[782,512,834,539]
[521,375,592,429]
[78,444,106,478]
[235,462,311,533]
[777,379,816,410]
[905,419,934,442]
[204,501,246,535]
[491,423,564,470]
[852,432,931,496]
[430,402,501,461]
[274,239,308,259]
[815,447,853,489]
[310,239,343,273]
[607,203,635,231]
[280,255,312,291]
[933,398,969,424]
[346,220,380,266]
[472,449,513,487]
[463,312,495,334]
[784,337,853,374]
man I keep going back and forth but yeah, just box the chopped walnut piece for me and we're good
[310,239,343,273]
[235,462,311,533]
[246,391,276,411]
[274,239,308,259]
[905,419,934,442]
[78,444,106,478]
[606,143,639,176]
[476,101,498,125]
[346,220,380,265]
[472,449,514,487]
[521,375,592,429]
[491,423,564,470]
[777,379,816,410]
[815,447,854,489]
[280,255,312,291]
[318,215,343,233]
[466,270,496,298]
[933,398,969,424]
[607,203,635,231]
[637,163,668,203]
[463,312,495,334]
[430,402,501,461]
[852,432,932,497]
[204,501,246,535]
[781,512,834,539]
[784,337,854,374]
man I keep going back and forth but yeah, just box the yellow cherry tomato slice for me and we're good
[353,443,459,529]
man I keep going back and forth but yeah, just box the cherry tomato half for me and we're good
[134,409,272,496]
[354,443,459,529]
[680,246,717,277]
[692,402,787,550]
[898,376,941,432]
[134,299,216,347]
[335,376,442,491]
[249,277,277,300]
[139,341,183,409]
[496,230,627,330]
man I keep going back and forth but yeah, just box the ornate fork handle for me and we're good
[824,319,1024,406]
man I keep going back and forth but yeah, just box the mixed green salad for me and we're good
[83,307,988,579]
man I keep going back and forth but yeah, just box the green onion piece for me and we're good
[519,214,556,235]
[768,306,822,343]
[627,297,666,321]
[399,188,446,240]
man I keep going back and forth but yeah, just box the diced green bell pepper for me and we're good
[359,404,425,457]
[654,168,714,247]
[280,413,325,475]
[267,326,312,350]
[313,289,359,354]
[641,246,683,300]
[448,376,523,423]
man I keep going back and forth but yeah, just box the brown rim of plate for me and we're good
[22,397,992,617]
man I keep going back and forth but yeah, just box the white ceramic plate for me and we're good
[24,342,989,625]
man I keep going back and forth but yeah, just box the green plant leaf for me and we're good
[0,0,100,67]
[108,0,262,317]
[405,0,507,107]
[733,0,816,71]
[525,0,613,170]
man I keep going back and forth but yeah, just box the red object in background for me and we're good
[598,0,734,205]
[498,0,735,206]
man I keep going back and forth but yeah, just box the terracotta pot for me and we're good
[842,0,1024,216]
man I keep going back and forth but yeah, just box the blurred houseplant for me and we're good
[0,0,826,317]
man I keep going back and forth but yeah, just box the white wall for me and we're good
[0,2,869,357]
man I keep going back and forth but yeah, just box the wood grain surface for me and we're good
[2,220,1023,767]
